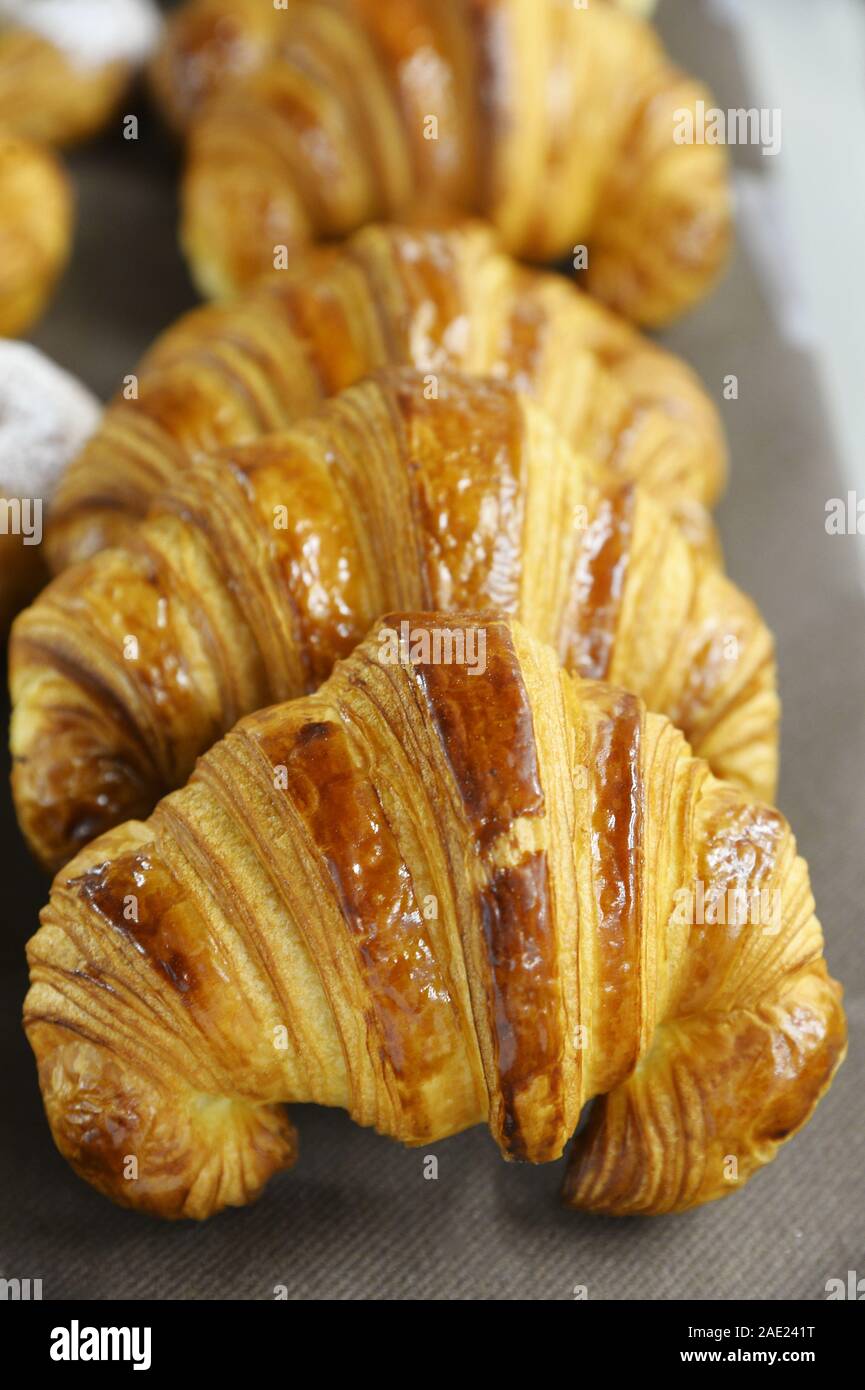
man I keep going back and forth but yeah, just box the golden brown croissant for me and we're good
[0,0,162,147]
[150,0,731,323]
[0,128,72,337]
[23,611,844,1220]
[46,222,726,576]
[11,368,776,873]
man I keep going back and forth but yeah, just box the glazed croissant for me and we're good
[0,129,72,337]
[46,222,726,575]
[23,612,844,1219]
[11,368,776,873]
[151,0,731,323]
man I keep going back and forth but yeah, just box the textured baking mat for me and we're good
[1,0,862,1300]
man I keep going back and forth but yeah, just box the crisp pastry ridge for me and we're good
[45,221,726,577]
[23,612,844,1219]
[11,369,776,871]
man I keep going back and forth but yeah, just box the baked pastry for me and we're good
[11,368,776,872]
[0,341,100,632]
[0,0,162,335]
[46,222,726,575]
[23,612,845,1219]
[0,129,73,337]
[0,0,163,147]
[150,0,731,323]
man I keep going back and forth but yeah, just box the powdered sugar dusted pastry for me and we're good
[0,340,100,631]
[0,0,163,146]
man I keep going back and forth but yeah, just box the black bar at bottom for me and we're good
[4,1298,859,1372]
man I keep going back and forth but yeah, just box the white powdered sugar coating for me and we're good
[0,0,163,72]
[0,341,101,501]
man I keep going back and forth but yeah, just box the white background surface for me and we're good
[706,0,865,493]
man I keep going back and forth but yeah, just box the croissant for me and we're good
[23,610,844,1219]
[11,368,776,873]
[0,129,72,337]
[0,0,163,148]
[150,0,731,324]
[46,222,726,575]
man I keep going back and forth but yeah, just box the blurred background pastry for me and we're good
[0,130,72,337]
[0,0,163,146]
[0,340,100,632]
[151,0,731,324]
[0,0,163,338]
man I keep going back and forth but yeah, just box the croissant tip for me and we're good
[26,1021,298,1220]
